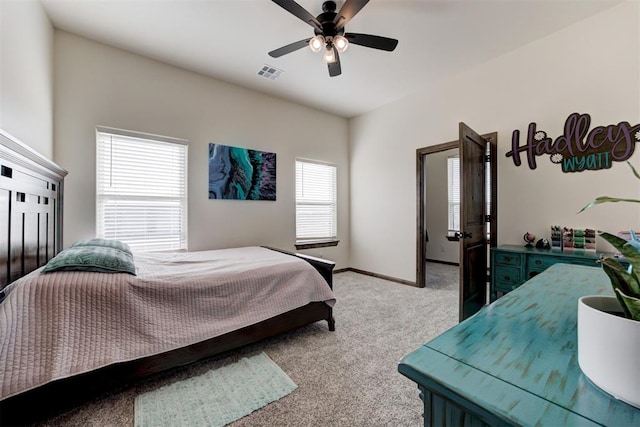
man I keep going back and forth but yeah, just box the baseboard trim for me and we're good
[336,267,417,287]
[425,258,460,267]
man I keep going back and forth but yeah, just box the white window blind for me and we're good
[447,156,461,232]
[96,127,188,252]
[486,155,492,239]
[295,159,337,242]
[448,154,491,235]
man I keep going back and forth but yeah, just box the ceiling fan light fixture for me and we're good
[333,35,349,53]
[323,46,336,63]
[309,35,325,53]
[269,0,399,77]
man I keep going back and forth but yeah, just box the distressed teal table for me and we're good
[398,264,640,426]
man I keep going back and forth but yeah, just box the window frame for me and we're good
[446,153,491,241]
[95,126,188,252]
[447,155,461,234]
[294,158,338,250]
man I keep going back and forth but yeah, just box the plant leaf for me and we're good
[627,160,640,181]
[600,232,640,288]
[579,197,640,213]
[578,161,640,213]
[615,289,640,322]
[602,258,640,296]
[602,263,633,318]
[599,231,629,250]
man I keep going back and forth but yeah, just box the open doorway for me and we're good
[424,261,459,290]
[424,146,460,266]
[416,131,497,315]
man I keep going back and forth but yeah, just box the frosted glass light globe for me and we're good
[334,35,349,53]
[309,35,325,53]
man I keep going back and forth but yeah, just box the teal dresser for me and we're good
[490,244,626,302]
[398,264,640,426]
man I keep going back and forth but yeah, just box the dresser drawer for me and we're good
[494,279,520,294]
[494,252,522,267]
[493,265,521,288]
[569,258,601,268]
[528,255,561,271]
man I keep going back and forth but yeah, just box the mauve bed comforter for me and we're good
[0,246,335,400]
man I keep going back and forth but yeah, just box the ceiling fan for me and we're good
[268,0,398,77]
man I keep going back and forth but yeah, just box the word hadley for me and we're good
[506,113,640,173]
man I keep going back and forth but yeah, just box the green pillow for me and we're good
[42,245,136,275]
[71,238,132,254]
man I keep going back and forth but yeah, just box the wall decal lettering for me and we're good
[506,113,640,172]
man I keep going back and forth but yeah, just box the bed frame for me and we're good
[0,130,66,292]
[0,129,335,424]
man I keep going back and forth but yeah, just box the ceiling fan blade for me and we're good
[334,0,369,30]
[345,33,398,51]
[272,0,322,32]
[328,47,342,77]
[268,38,311,58]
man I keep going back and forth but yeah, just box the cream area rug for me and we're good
[134,352,297,427]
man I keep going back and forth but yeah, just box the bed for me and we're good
[0,129,336,424]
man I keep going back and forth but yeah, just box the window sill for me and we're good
[295,240,340,250]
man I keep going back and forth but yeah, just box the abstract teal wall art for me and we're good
[208,144,276,200]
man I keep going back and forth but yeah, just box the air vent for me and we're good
[257,65,284,81]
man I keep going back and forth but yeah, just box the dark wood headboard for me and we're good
[0,129,67,289]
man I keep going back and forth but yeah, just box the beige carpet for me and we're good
[36,267,459,427]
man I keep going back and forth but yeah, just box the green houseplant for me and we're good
[577,161,640,409]
[579,161,640,321]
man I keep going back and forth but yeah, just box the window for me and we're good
[96,127,188,252]
[447,154,491,237]
[447,155,461,233]
[295,159,337,245]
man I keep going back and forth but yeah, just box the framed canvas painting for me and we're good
[208,143,276,200]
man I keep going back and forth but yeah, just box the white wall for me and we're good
[350,1,640,282]
[54,32,350,268]
[0,0,54,157]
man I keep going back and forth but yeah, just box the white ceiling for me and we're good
[41,0,621,118]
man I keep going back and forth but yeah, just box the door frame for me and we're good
[416,133,497,288]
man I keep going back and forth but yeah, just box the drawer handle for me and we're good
[535,260,542,265]
[504,275,511,281]
[504,256,511,261]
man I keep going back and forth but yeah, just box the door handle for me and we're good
[454,231,473,239]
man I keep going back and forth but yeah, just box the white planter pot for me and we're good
[577,295,640,409]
